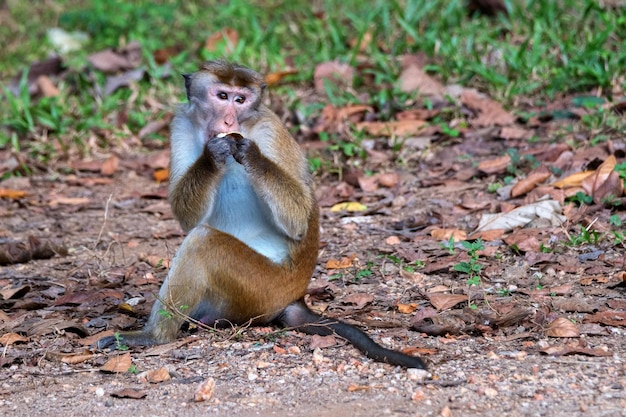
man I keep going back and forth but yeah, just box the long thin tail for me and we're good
[280,300,427,369]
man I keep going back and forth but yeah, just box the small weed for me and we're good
[441,236,456,254]
[158,309,174,320]
[452,239,485,309]
[539,243,552,253]
[567,191,593,206]
[568,227,600,246]
[113,332,129,351]
[128,364,139,374]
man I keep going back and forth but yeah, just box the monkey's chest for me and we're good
[206,159,289,263]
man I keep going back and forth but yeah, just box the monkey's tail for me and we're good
[280,301,427,369]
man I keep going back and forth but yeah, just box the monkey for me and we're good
[97,60,426,369]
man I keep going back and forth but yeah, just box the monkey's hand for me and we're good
[233,137,260,166]
[205,134,237,165]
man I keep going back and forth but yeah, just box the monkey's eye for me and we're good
[235,95,246,104]
[217,92,228,100]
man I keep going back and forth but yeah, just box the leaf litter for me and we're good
[0,41,625,417]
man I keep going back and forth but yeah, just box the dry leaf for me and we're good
[585,311,626,327]
[342,293,374,309]
[0,188,28,199]
[474,199,565,233]
[313,61,355,94]
[111,388,147,399]
[45,351,93,364]
[430,228,467,242]
[265,69,298,87]
[378,172,400,188]
[100,353,132,373]
[552,171,595,188]
[347,384,371,392]
[326,256,355,269]
[385,236,401,245]
[0,332,29,346]
[309,334,337,349]
[205,28,239,53]
[461,89,515,127]
[397,303,418,314]
[330,202,367,212]
[581,155,624,202]
[397,62,445,97]
[194,377,216,402]
[477,155,511,174]
[100,155,119,176]
[36,75,60,97]
[546,317,580,337]
[138,367,171,383]
[153,168,169,182]
[355,120,426,137]
[427,293,468,311]
[510,167,551,198]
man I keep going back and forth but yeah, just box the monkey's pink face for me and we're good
[209,85,256,136]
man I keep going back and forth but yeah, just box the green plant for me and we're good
[441,236,456,254]
[567,191,594,206]
[113,331,129,351]
[452,239,485,309]
[568,226,600,246]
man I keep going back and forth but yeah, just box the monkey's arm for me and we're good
[169,125,235,231]
[234,138,313,241]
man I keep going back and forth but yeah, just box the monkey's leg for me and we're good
[96,229,220,349]
[279,300,427,369]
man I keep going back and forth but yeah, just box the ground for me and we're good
[0,133,625,417]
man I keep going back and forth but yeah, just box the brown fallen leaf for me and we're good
[477,155,511,174]
[265,69,298,87]
[540,341,611,357]
[510,166,552,198]
[313,61,355,94]
[397,303,418,314]
[584,311,626,327]
[111,388,147,399]
[138,367,171,384]
[45,351,94,364]
[342,293,374,309]
[355,120,426,137]
[427,293,468,311]
[582,155,624,203]
[545,317,580,338]
[36,75,60,97]
[100,155,119,176]
[347,384,372,392]
[430,228,467,242]
[326,255,356,269]
[0,332,29,346]
[0,188,28,199]
[205,28,239,53]
[552,170,595,188]
[461,89,515,127]
[397,61,446,97]
[194,377,216,402]
[100,353,132,373]
[153,168,169,183]
[309,334,337,349]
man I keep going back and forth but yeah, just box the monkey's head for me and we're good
[183,60,266,137]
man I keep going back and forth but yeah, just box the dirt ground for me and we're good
[1,139,625,417]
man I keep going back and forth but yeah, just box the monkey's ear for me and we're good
[260,83,267,92]
[182,73,193,101]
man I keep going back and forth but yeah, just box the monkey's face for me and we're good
[207,84,260,136]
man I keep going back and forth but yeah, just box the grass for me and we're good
[1,0,625,162]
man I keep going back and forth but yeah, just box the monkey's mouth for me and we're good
[216,131,243,140]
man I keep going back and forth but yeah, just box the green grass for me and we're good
[1,0,625,162]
